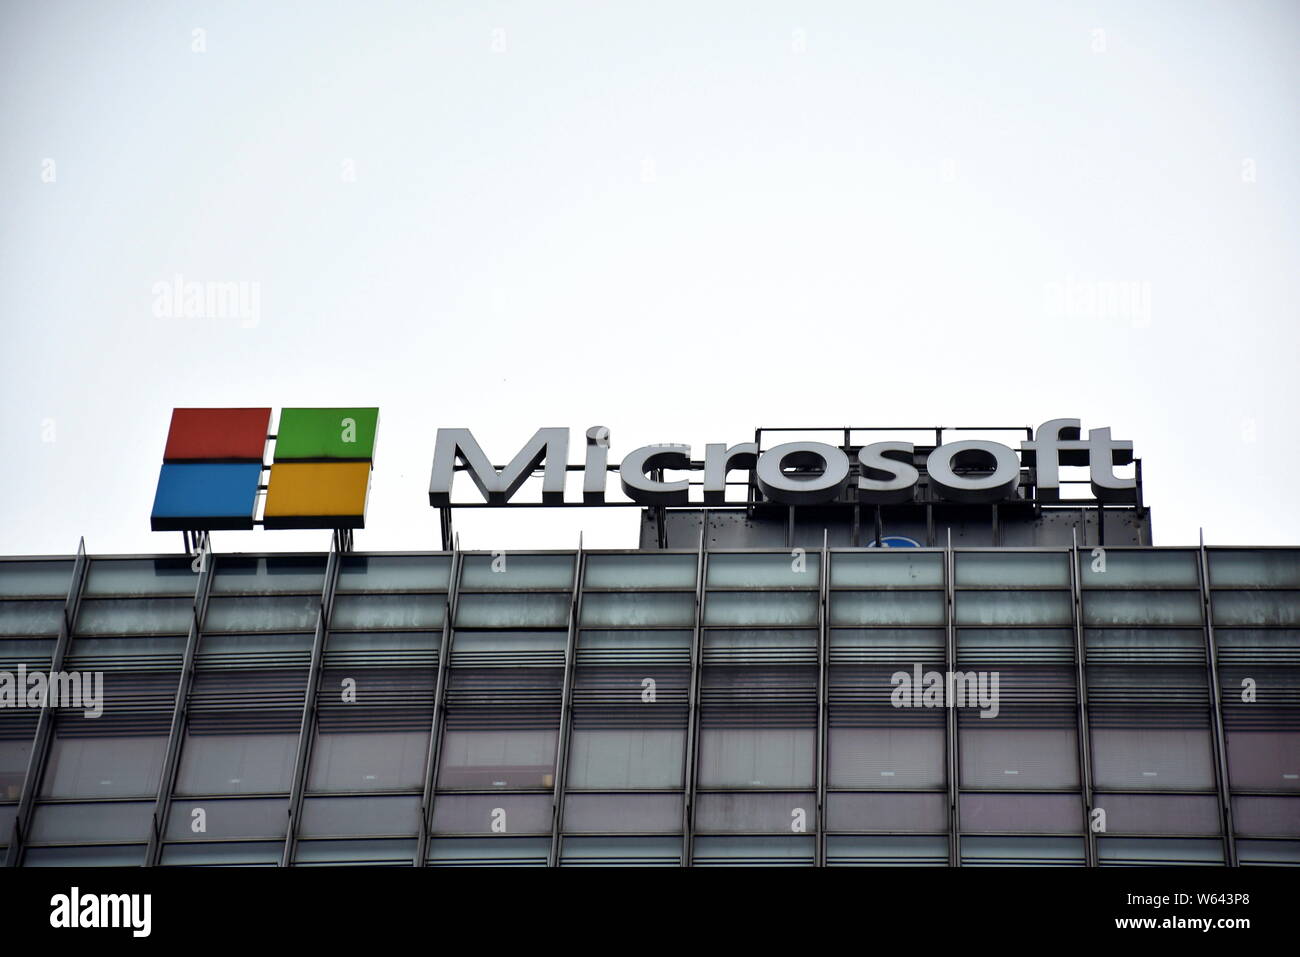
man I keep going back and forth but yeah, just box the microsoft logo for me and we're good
[150,407,378,531]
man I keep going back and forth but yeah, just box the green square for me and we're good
[274,407,378,461]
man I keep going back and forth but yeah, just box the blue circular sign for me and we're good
[866,536,921,548]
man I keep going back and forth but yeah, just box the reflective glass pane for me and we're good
[330,594,444,630]
[162,842,282,866]
[956,552,1069,587]
[75,598,193,635]
[831,552,943,587]
[29,801,153,842]
[825,792,948,832]
[166,798,288,840]
[0,733,34,800]
[1212,591,1300,627]
[41,733,167,798]
[962,835,1085,865]
[204,595,320,632]
[1225,731,1300,790]
[83,559,198,596]
[337,555,451,592]
[1097,837,1223,865]
[830,591,945,627]
[694,792,815,832]
[960,728,1079,788]
[1079,549,1199,587]
[829,726,946,789]
[692,835,814,865]
[210,557,327,594]
[427,837,549,866]
[0,561,74,598]
[567,729,684,788]
[703,592,817,626]
[825,834,948,866]
[307,730,428,791]
[583,554,696,589]
[24,844,146,867]
[1091,728,1215,789]
[697,728,815,788]
[0,601,63,636]
[300,795,422,837]
[955,591,1072,626]
[560,836,681,865]
[1236,839,1300,866]
[1092,793,1221,835]
[706,553,820,588]
[1209,549,1300,588]
[562,793,682,833]
[1083,591,1203,626]
[960,794,1082,833]
[580,592,695,627]
[431,794,552,834]
[455,593,570,628]
[294,838,415,865]
[175,732,298,795]
[1232,796,1300,837]
[437,729,557,789]
[460,554,574,590]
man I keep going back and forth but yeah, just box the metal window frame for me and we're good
[144,551,216,865]
[1199,538,1238,866]
[415,546,461,866]
[279,542,343,867]
[547,542,584,866]
[4,539,88,867]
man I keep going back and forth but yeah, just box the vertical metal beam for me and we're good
[5,539,88,867]
[439,508,453,552]
[815,532,829,866]
[944,531,959,866]
[547,545,584,867]
[279,544,342,867]
[1070,535,1098,867]
[1198,538,1237,866]
[144,548,217,866]
[416,545,462,867]
[681,527,706,866]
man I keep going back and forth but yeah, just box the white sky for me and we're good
[2,0,1298,556]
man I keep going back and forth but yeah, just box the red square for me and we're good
[163,408,271,462]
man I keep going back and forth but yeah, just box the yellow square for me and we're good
[264,462,371,528]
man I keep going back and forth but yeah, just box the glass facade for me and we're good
[1,546,1297,866]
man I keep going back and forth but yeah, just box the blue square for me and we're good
[151,463,263,531]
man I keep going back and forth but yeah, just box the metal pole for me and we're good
[144,549,217,866]
[1198,533,1237,866]
[1070,532,1098,866]
[279,543,341,867]
[815,530,829,866]
[682,525,706,866]
[945,529,959,867]
[547,543,584,867]
[5,538,88,867]
[416,545,461,866]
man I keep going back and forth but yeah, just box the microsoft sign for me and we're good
[428,418,1136,509]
